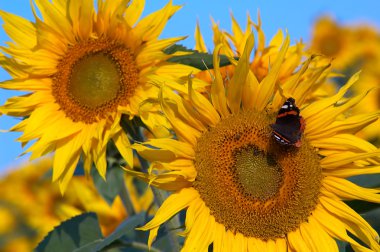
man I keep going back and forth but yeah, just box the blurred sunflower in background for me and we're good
[309,16,380,142]
[0,0,202,192]
[125,32,380,250]
[194,13,337,100]
[0,157,153,252]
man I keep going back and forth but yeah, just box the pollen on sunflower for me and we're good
[0,0,202,192]
[124,30,380,251]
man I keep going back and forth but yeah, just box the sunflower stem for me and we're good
[151,187,181,252]
[119,178,136,216]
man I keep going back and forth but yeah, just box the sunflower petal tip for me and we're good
[135,226,146,231]
[58,181,67,196]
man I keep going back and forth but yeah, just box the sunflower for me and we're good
[125,33,380,250]
[195,13,306,85]
[0,156,154,251]
[309,16,379,71]
[310,16,380,142]
[0,0,202,192]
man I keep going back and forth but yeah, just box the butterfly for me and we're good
[271,97,305,147]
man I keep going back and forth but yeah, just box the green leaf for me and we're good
[35,212,103,252]
[92,164,125,206]
[345,200,380,214]
[361,207,380,234]
[94,213,146,251]
[164,44,232,70]
[336,240,348,252]
[348,173,380,188]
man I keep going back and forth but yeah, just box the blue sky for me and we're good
[1,0,380,172]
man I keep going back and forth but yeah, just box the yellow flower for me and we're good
[195,13,305,85]
[0,157,154,251]
[125,34,380,250]
[309,16,379,71]
[351,69,380,142]
[310,17,380,142]
[0,0,199,192]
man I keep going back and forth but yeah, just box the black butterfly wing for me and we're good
[271,115,302,144]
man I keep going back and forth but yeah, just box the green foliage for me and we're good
[164,44,233,70]
[92,165,125,206]
[92,213,146,251]
[35,213,103,252]
[35,213,154,252]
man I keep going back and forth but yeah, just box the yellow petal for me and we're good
[300,221,328,251]
[306,90,371,135]
[134,0,181,41]
[288,227,309,251]
[211,44,229,118]
[308,218,338,252]
[147,226,159,249]
[19,108,82,144]
[308,111,380,140]
[313,205,370,251]
[76,0,94,40]
[179,198,203,236]
[0,10,36,49]
[251,12,265,53]
[122,167,192,191]
[132,144,178,163]
[34,20,67,53]
[322,177,380,203]
[0,78,52,91]
[269,29,284,48]
[311,134,377,153]
[242,71,260,110]
[160,86,201,145]
[112,130,133,168]
[136,37,186,67]
[95,145,107,180]
[319,196,378,244]
[223,230,235,252]
[323,164,380,178]
[33,0,74,42]
[230,12,244,49]
[254,34,290,111]
[58,152,81,194]
[52,130,86,182]
[302,71,360,121]
[188,75,220,127]
[275,238,288,252]
[265,239,278,251]
[124,0,145,27]
[96,0,130,35]
[212,222,226,252]
[227,33,254,114]
[138,187,197,230]
[195,20,207,53]
[182,206,213,251]
[320,150,380,169]
[139,138,194,159]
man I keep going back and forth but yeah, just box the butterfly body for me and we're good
[271,98,305,147]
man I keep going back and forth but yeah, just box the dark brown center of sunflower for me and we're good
[193,110,322,240]
[52,39,139,123]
